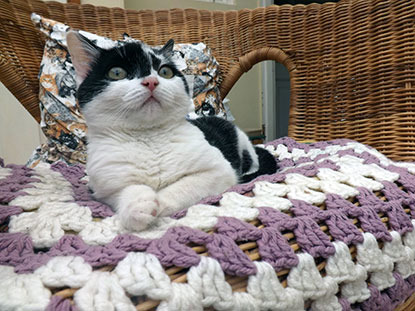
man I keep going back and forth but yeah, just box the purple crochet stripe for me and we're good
[0,164,40,225]
[50,162,114,218]
[2,206,331,276]
[388,164,415,194]
[0,164,39,204]
[258,207,336,258]
[0,232,145,273]
[215,216,298,270]
[0,226,260,276]
[0,205,23,224]
[357,186,413,236]
[290,199,364,246]
[382,180,415,218]
[325,193,393,242]
[46,296,79,311]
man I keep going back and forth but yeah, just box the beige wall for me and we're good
[0,83,46,165]
[81,0,124,8]
[124,0,263,133]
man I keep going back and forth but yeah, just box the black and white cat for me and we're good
[66,31,277,231]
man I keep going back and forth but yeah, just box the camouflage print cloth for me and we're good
[27,14,226,167]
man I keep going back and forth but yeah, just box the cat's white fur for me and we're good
[67,31,256,231]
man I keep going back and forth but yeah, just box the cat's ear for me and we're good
[159,39,175,55]
[66,30,101,86]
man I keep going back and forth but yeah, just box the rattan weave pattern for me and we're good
[1,0,415,161]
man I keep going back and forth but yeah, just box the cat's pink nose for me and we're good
[141,77,159,92]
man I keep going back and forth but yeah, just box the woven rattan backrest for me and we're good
[1,0,415,161]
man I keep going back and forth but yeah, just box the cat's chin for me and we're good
[142,96,160,107]
[136,97,164,119]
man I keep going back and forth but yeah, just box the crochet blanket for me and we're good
[2,137,415,311]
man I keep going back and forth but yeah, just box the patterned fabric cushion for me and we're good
[27,14,225,167]
[2,137,415,310]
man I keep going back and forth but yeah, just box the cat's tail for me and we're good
[240,146,278,183]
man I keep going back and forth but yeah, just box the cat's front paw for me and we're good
[117,185,160,231]
[156,193,184,217]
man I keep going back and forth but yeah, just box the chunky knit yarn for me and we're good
[2,137,415,310]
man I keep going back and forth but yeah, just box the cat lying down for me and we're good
[67,31,277,231]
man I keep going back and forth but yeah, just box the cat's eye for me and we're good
[107,67,127,80]
[158,66,174,79]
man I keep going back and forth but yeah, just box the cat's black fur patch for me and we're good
[188,116,241,172]
[78,42,150,107]
[241,150,253,174]
[188,116,278,183]
[150,54,162,70]
[240,146,278,183]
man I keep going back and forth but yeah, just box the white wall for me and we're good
[81,0,124,8]
[0,83,46,164]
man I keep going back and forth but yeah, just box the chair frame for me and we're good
[2,0,415,309]
[2,0,415,161]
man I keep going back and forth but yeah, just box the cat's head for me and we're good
[66,31,192,129]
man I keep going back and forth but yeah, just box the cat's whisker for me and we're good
[158,89,176,103]
[122,88,147,103]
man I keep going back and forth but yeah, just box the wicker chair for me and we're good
[2,0,415,310]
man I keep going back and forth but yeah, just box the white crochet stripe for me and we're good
[9,163,74,211]
[253,160,392,208]
[9,201,93,248]
[80,254,307,311]
[0,265,51,311]
[4,141,408,246]
[248,261,303,311]
[326,241,370,304]
[399,220,415,278]
[320,154,398,182]
[34,256,93,288]
[0,166,12,180]
[383,231,415,278]
[287,253,339,303]
[75,271,136,311]
[263,142,394,167]
[356,232,395,291]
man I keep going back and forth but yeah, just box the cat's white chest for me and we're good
[119,137,198,189]
[123,140,165,189]
[86,123,233,201]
